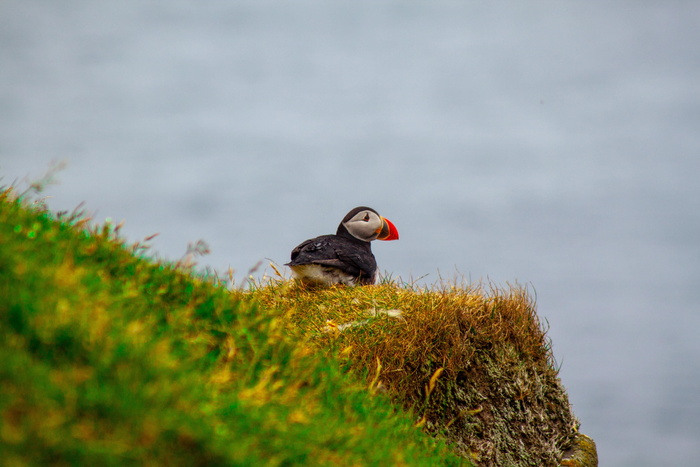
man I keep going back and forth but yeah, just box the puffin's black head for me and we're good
[336,206,399,242]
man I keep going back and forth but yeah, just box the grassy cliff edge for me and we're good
[0,188,596,466]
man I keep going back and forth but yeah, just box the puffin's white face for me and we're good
[343,210,385,242]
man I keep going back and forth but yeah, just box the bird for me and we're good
[286,206,399,286]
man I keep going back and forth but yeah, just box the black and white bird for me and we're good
[286,206,399,286]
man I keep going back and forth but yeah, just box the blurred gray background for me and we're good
[2,1,699,465]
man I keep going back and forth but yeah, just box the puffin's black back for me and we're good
[287,235,376,282]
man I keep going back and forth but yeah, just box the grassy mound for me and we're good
[243,280,579,466]
[1,185,588,466]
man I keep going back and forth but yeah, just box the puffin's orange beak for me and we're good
[376,217,399,241]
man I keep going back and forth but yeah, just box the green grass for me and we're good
[0,188,467,466]
[2,176,592,466]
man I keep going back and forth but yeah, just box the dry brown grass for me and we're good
[238,277,579,467]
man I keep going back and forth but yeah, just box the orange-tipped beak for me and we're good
[376,217,399,241]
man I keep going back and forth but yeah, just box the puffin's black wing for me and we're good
[287,235,376,280]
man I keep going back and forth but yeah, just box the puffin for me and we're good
[286,206,399,286]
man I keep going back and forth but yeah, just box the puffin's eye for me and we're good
[363,213,370,222]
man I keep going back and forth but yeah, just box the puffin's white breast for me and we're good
[289,264,359,286]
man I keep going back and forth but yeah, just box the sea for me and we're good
[2,2,699,465]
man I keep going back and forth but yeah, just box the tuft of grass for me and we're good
[0,186,466,466]
[241,278,579,466]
